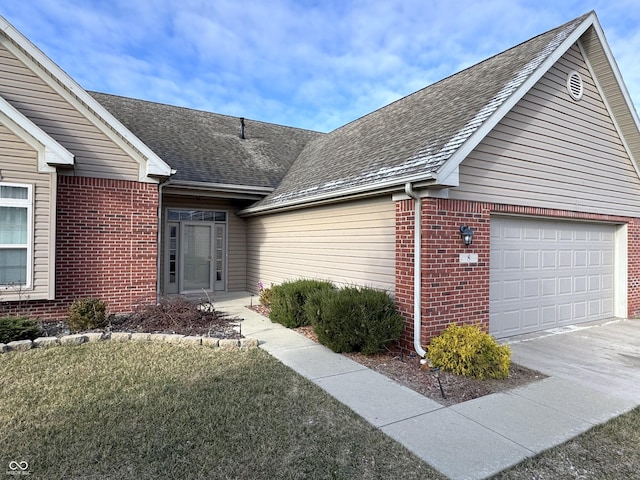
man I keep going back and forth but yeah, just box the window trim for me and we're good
[0,182,33,289]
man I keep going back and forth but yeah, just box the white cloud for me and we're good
[1,0,638,131]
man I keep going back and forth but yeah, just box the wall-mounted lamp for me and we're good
[460,225,474,247]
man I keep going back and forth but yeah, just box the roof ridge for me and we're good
[88,91,322,134]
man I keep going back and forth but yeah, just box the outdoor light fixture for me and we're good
[460,225,474,246]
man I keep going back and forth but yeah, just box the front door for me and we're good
[164,210,227,294]
[182,223,213,291]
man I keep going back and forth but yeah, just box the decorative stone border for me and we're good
[0,332,259,353]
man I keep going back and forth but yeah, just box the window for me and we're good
[0,183,32,287]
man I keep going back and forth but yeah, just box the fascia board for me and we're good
[436,13,596,182]
[240,172,436,216]
[580,19,640,180]
[588,17,640,129]
[0,95,74,173]
[0,16,172,181]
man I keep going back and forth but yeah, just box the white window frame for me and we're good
[0,182,33,289]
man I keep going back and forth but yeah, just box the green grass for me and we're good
[495,406,640,479]
[0,342,443,479]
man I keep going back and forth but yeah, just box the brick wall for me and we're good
[1,176,159,321]
[395,197,640,354]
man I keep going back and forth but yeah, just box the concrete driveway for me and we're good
[507,318,640,403]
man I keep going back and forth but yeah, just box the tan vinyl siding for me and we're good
[0,123,54,300]
[246,197,396,293]
[161,196,248,292]
[0,41,140,180]
[452,43,640,217]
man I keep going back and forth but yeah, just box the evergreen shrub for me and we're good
[67,298,108,333]
[308,286,404,354]
[0,316,42,343]
[427,324,511,379]
[269,279,335,328]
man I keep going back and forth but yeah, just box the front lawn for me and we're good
[0,342,442,479]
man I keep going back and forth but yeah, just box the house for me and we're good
[1,11,639,354]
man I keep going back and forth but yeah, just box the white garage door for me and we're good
[490,216,615,338]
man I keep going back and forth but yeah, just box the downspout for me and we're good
[404,183,427,358]
[156,177,171,302]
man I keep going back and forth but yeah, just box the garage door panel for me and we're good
[541,250,556,268]
[490,217,616,338]
[522,308,539,328]
[540,305,557,325]
[558,250,572,267]
[541,278,556,296]
[558,277,572,295]
[523,250,539,268]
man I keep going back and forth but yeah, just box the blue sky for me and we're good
[1,0,638,132]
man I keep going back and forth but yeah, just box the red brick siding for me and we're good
[1,176,159,321]
[395,198,640,354]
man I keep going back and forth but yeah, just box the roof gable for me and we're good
[246,11,639,214]
[0,15,172,181]
[0,94,73,172]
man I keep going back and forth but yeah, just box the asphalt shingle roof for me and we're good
[90,13,591,210]
[251,12,591,210]
[89,92,322,189]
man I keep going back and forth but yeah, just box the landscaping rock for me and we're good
[7,340,33,352]
[85,332,105,343]
[201,337,219,348]
[0,343,7,353]
[60,334,88,346]
[110,332,132,342]
[33,336,60,348]
[163,334,185,344]
[240,338,259,350]
[179,336,202,345]
[149,333,167,343]
[131,332,152,342]
[218,339,239,350]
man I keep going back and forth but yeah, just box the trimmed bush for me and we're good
[270,279,335,328]
[308,286,404,355]
[427,324,511,379]
[68,298,108,333]
[0,316,42,343]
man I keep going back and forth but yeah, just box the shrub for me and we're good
[67,298,108,333]
[0,316,42,343]
[259,287,273,306]
[308,286,404,355]
[270,279,335,328]
[427,324,511,379]
[122,296,239,337]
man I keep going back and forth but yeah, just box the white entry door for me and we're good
[490,216,615,338]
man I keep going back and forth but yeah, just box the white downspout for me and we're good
[156,177,171,302]
[404,183,427,358]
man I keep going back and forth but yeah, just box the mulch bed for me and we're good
[251,306,545,406]
[41,297,244,340]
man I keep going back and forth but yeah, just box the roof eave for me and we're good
[164,180,274,201]
[0,95,74,173]
[239,173,438,217]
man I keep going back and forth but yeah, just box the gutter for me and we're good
[240,172,437,217]
[404,182,427,358]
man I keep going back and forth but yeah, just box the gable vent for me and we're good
[567,71,584,101]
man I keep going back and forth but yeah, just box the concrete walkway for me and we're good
[215,293,639,480]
